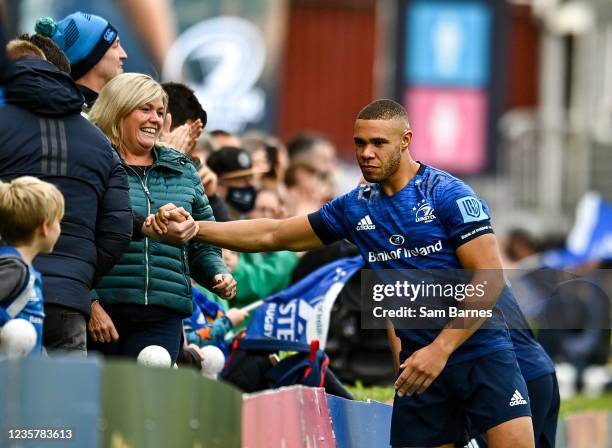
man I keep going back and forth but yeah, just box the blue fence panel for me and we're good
[0,356,101,448]
[328,395,393,448]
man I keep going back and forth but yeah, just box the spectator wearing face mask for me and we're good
[206,147,267,220]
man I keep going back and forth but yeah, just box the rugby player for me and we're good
[463,292,559,447]
[149,99,535,448]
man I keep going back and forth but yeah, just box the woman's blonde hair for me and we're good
[0,176,64,244]
[89,73,168,149]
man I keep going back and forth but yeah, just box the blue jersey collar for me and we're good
[0,245,22,259]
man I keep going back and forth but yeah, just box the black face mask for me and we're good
[226,186,257,213]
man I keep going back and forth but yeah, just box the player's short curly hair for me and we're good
[357,99,408,122]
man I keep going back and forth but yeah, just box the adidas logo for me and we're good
[509,390,527,407]
[356,215,376,231]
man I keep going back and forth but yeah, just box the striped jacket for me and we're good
[0,58,133,316]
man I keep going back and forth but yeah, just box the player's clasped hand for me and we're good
[144,203,198,244]
[394,342,450,397]
[144,203,181,233]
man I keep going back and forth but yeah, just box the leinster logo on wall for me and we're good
[163,16,266,132]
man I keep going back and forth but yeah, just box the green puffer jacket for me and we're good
[96,146,228,315]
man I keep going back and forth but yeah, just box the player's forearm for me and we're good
[432,271,505,356]
[431,327,480,358]
[196,219,282,252]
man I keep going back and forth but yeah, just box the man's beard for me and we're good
[361,146,401,182]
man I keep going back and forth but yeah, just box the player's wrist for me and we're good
[431,336,455,358]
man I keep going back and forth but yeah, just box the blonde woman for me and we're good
[88,73,235,362]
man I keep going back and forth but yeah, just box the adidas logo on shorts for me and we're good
[509,390,527,407]
[356,215,376,231]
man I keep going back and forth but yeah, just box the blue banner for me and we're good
[247,256,364,349]
[541,193,612,268]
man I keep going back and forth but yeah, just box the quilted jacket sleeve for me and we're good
[186,164,230,290]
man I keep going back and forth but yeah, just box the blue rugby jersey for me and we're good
[0,246,45,354]
[308,163,514,364]
[499,289,555,381]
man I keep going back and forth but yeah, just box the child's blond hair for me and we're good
[0,176,65,245]
[6,39,46,60]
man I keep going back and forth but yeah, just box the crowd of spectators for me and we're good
[0,10,347,382]
[0,11,608,397]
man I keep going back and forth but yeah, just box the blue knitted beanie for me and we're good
[35,12,118,80]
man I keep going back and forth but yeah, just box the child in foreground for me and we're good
[0,176,64,354]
